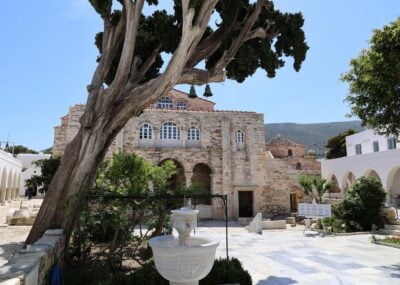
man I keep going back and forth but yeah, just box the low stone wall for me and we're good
[196,204,212,219]
[262,220,287,230]
[0,229,65,285]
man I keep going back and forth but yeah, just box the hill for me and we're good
[265,120,365,156]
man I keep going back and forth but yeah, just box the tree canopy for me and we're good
[325,129,356,159]
[30,156,61,193]
[342,18,400,136]
[4,145,38,155]
[27,0,309,244]
[91,0,308,86]
[298,174,331,204]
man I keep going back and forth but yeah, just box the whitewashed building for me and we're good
[321,129,400,206]
[0,149,22,204]
[16,153,51,196]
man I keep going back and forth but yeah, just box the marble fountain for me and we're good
[149,207,220,285]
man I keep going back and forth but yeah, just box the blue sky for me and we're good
[1,1,399,151]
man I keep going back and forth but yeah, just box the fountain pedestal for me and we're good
[149,207,220,285]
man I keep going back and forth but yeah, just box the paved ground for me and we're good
[197,222,400,285]
[0,198,43,266]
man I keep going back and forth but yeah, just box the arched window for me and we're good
[296,162,302,170]
[177,101,187,110]
[160,122,180,140]
[187,126,200,140]
[157,97,173,109]
[288,149,293,156]
[235,130,245,143]
[139,123,152,139]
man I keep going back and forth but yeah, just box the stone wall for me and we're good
[52,99,266,220]
[265,136,305,158]
[0,230,65,285]
[283,156,321,173]
[260,157,309,218]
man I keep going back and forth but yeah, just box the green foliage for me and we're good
[382,236,400,245]
[102,260,168,285]
[30,156,61,193]
[200,257,252,285]
[95,151,153,195]
[321,217,346,233]
[325,129,356,159]
[41,147,53,154]
[88,152,177,243]
[298,175,331,203]
[93,0,308,85]
[4,144,38,155]
[342,18,400,136]
[333,177,386,231]
[102,257,251,285]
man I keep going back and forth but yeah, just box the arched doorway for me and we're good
[6,170,13,201]
[0,168,6,203]
[387,167,400,207]
[158,159,185,190]
[329,175,341,193]
[344,172,356,191]
[364,169,381,183]
[191,163,212,204]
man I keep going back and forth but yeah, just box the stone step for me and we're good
[379,229,400,236]
[388,219,400,225]
[237,217,252,226]
[384,224,400,231]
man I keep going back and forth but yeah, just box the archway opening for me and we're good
[364,169,381,183]
[0,168,6,202]
[158,159,185,190]
[329,175,341,193]
[390,168,400,208]
[295,162,302,170]
[191,163,212,204]
[345,172,356,191]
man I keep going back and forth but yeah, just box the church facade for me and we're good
[53,89,320,219]
[54,90,267,219]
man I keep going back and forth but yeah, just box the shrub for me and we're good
[333,177,386,231]
[101,257,251,285]
[321,217,346,233]
[200,257,252,285]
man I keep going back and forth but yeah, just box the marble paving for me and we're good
[196,225,400,285]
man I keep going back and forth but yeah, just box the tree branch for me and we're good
[178,68,225,84]
[80,11,126,128]
[245,22,278,41]
[130,43,162,84]
[210,0,266,75]
[109,0,144,94]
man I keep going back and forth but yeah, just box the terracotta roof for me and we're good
[171,88,216,104]
[143,108,259,114]
[266,135,302,146]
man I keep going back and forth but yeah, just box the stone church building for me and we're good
[53,89,320,220]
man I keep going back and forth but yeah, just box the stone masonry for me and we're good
[53,89,320,219]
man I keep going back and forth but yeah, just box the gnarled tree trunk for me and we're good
[26,0,283,244]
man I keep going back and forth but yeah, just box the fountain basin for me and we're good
[149,235,219,284]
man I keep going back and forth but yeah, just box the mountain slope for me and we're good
[265,120,365,155]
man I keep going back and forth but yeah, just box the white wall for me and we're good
[16,153,51,196]
[321,148,400,205]
[0,149,22,203]
[346,129,398,156]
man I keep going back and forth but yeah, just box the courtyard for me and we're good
[197,222,400,285]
